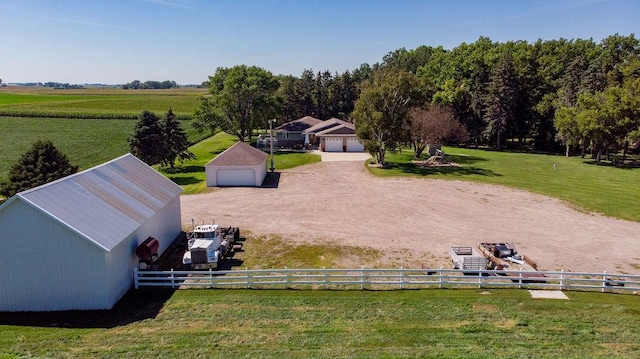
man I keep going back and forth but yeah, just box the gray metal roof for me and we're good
[205,142,267,167]
[15,154,183,251]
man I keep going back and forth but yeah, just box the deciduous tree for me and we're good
[353,68,423,165]
[405,104,469,157]
[195,65,279,141]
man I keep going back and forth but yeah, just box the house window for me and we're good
[283,132,289,139]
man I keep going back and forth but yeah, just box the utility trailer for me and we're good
[449,246,488,272]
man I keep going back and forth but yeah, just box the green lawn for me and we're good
[1,289,638,358]
[368,148,640,222]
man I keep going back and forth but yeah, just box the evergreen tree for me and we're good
[0,139,78,197]
[484,51,518,150]
[161,108,195,168]
[129,110,164,165]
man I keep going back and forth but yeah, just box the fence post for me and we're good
[560,269,564,291]
[400,267,404,289]
[602,271,607,293]
[133,267,139,289]
[285,266,289,289]
[361,266,365,290]
[439,266,443,289]
[209,268,213,287]
[170,268,175,289]
[518,267,523,289]
[478,269,482,289]
[323,267,327,289]
[245,267,250,289]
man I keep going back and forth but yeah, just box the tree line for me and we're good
[122,80,179,89]
[194,34,639,164]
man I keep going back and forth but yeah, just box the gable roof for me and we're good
[302,118,351,135]
[2,154,183,252]
[275,116,323,132]
[315,123,356,137]
[206,141,267,167]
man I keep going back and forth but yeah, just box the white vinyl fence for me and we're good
[134,267,640,294]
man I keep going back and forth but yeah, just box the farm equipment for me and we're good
[182,220,240,270]
[477,242,546,283]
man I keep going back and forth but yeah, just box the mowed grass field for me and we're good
[1,289,639,358]
[369,148,640,222]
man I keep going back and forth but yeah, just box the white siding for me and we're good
[0,200,109,311]
[104,194,182,306]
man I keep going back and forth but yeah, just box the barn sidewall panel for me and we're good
[0,200,109,311]
[104,194,181,307]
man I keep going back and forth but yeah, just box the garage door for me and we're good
[324,138,343,152]
[346,137,364,152]
[216,169,255,186]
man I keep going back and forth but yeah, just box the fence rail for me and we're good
[133,267,640,294]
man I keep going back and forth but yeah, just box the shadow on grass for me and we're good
[163,165,204,174]
[0,288,176,329]
[445,154,488,165]
[168,176,202,186]
[387,162,501,177]
[583,160,640,169]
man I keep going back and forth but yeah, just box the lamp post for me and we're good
[269,119,275,172]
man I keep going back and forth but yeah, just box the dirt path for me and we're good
[181,161,640,274]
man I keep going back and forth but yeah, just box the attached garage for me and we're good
[324,137,344,152]
[317,124,364,153]
[346,137,365,152]
[205,142,267,187]
[0,154,183,311]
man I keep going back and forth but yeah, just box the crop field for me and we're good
[1,288,639,358]
[0,86,205,118]
[0,116,209,182]
[369,148,640,222]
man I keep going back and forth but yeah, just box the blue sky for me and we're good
[1,0,638,85]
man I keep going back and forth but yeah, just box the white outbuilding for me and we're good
[205,142,268,187]
[0,154,183,312]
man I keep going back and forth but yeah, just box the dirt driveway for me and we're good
[181,161,640,274]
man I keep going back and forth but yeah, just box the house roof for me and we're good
[302,118,351,134]
[206,141,267,167]
[2,153,183,252]
[315,123,357,137]
[275,116,323,132]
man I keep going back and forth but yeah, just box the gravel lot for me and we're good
[181,159,640,274]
